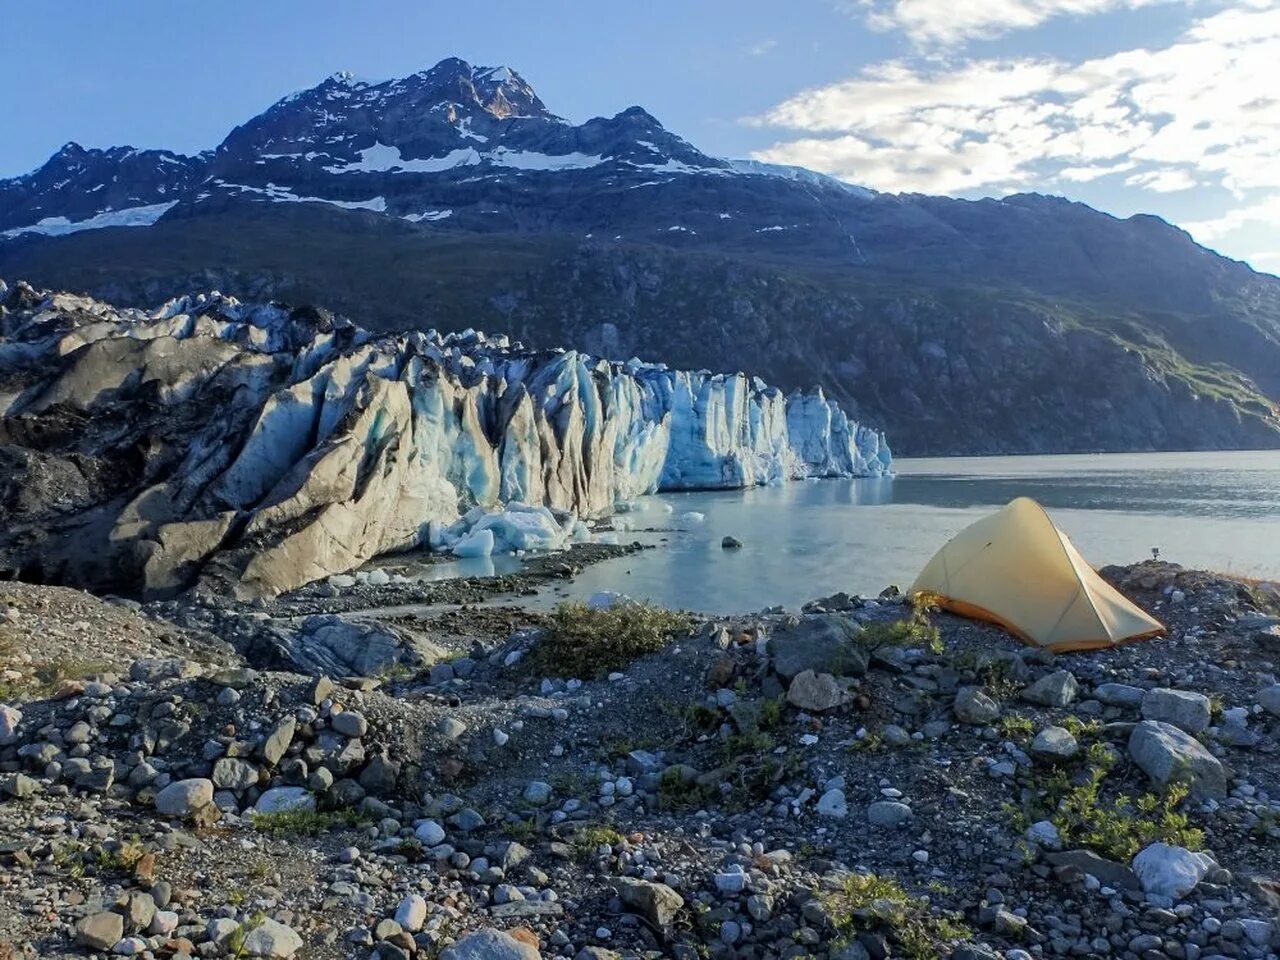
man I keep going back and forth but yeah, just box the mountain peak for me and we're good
[403,57,550,120]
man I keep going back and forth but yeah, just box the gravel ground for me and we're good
[1,560,1279,960]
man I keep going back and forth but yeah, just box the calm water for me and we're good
[407,451,1280,614]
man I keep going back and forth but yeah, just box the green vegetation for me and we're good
[226,912,269,959]
[995,714,1034,740]
[250,808,368,836]
[1010,742,1204,861]
[0,633,114,700]
[51,838,146,878]
[529,600,693,678]
[850,732,885,753]
[572,823,624,861]
[823,871,972,960]
[656,766,718,812]
[862,593,944,655]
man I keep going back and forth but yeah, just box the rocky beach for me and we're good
[1,553,1278,960]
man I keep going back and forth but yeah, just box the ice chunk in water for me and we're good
[451,528,495,558]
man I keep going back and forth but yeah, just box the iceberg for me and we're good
[0,282,892,597]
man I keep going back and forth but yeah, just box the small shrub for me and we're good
[246,860,271,880]
[250,809,367,836]
[996,715,1034,740]
[978,658,1024,702]
[1016,746,1204,861]
[529,601,693,678]
[823,871,971,960]
[684,703,721,734]
[850,732,885,753]
[1059,715,1104,740]
[759,697,784,729]
[52,837,145,877]
[572,823,624,860]
[862,594,944,655]
[656,767,717,811]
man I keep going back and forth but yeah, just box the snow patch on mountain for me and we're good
[325,142,607,175]
[216,181,386,212]
[403,210,453,222]
[2,201,179,239]
[728,159,874,196]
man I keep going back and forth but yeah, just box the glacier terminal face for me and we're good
[0,280,891,597]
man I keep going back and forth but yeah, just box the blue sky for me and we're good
[2,0,1276,273]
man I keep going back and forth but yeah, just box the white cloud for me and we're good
[1125,168,1197,192]
[750,4,1280,202]
[1249,250,1280,271]
[844,0,1185,45]
[745,39,778,56]
[1184,195,1280,241]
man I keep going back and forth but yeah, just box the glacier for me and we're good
[0,280,891,598]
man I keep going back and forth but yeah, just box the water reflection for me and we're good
[538,451,1280,614]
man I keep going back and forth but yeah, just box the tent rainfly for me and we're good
[910,497,1165,652]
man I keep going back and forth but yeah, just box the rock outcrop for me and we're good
[0,281,891,597]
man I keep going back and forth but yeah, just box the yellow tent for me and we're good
[910,497,1164,652]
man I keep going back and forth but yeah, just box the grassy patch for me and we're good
[1010,742,1204,861]
[51,838,146,878]
[656,766,718,812]
[528,600,693,678]
[995,714,1035,741]
[250,809,368,836]
[823,871,972,960]
[572,823,624,860]
[1,656,116,701]
[863,594,944,655]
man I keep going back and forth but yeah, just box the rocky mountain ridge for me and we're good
[2,57,1279,453]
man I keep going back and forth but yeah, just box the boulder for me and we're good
[1021,670,1079,707]
[867,800,913,827]
[212,757,260,791]
[817,788,848,818]
[1128,721,1226,798]
[786,670,848,712]
[75,911,123,950]
[0,704,21,745]
[154,778,214,817]
[0,772,36,800]
[1093,682,1146,707]
[254,787,316,814]
[616,877,685,928]
[415,820,446,845]
[272,615,444,677]
[260,715,296,766]
[1258,684,1280,718]
[953,686,1000,725]
[441,928,541,960]
[1045,849,1141,890]
[1141,688,1212,734]
[395,894,428,932]
[129,657,202,682]
[330,709,368,738]
[1132,843,1216,899]
[522,781,553,806]
[1030,726,1079,762]
[768,615,867,680]
[1025,820,1062,849]
[241,918,304,957]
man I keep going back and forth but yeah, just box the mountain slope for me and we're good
[2,57,1278,455]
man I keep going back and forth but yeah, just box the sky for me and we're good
[1,0,1276,273]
